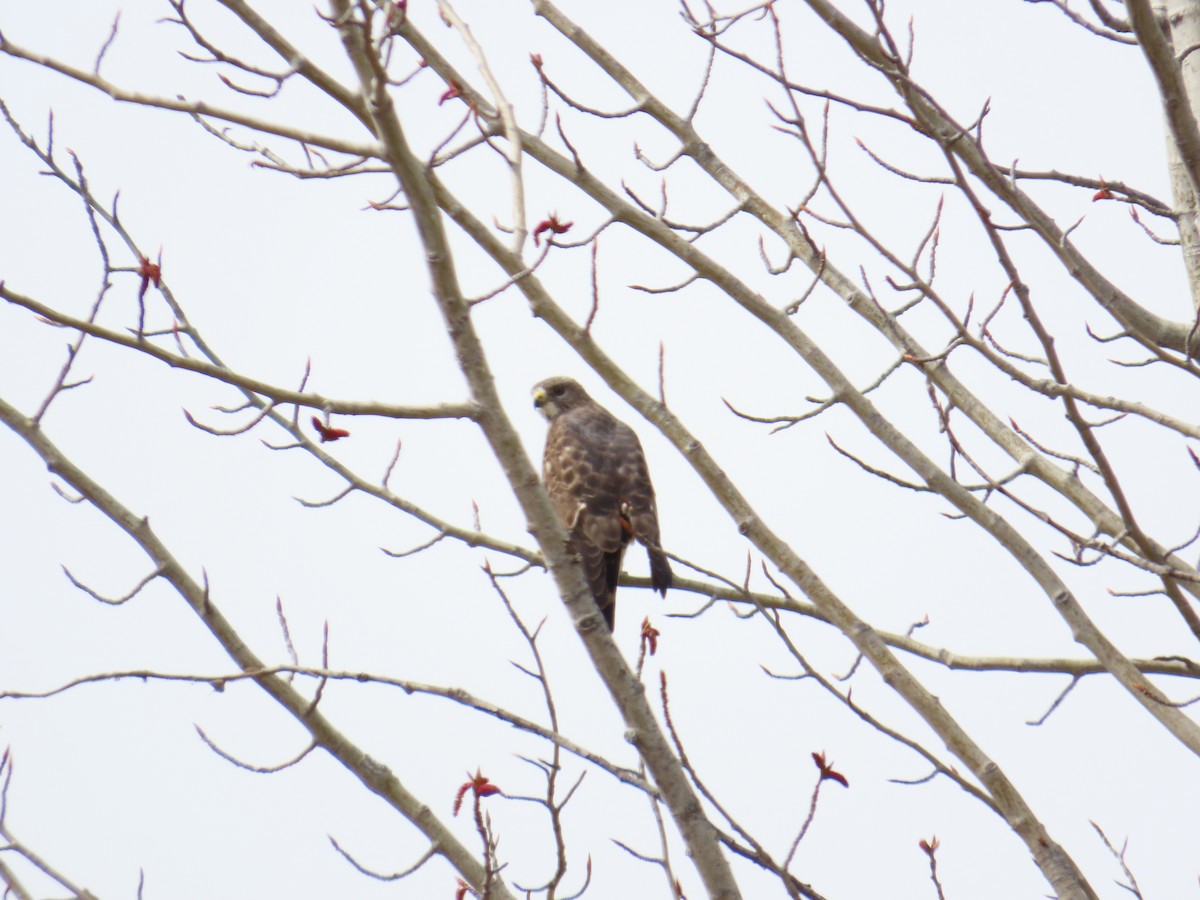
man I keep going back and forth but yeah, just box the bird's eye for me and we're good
[551,384,566,397]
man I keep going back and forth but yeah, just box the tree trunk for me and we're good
[1164,0,1200,312]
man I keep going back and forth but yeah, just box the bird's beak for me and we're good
[532,387,547,409]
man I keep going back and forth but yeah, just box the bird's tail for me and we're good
[649,549,672,597]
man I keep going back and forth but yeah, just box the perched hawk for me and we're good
[533,376,672,630]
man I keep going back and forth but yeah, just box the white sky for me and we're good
[1,1,1197,898]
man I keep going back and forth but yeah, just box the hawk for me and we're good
[533,376,672,630]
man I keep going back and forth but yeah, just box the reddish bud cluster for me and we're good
[811,751,849,788]
[453,768,502,816]
[312,416,350,443]
[137,255,162,301]
[640,617,660,656]
[532,213,573,246]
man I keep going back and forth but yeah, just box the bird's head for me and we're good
[532,376,590,421]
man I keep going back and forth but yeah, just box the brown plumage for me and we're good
[533,376,672,630]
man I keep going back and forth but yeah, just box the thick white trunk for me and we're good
[1164,0,1200,310]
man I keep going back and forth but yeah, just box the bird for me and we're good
[532,376,672,630]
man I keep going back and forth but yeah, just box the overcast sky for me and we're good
[1,2,1196,898]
